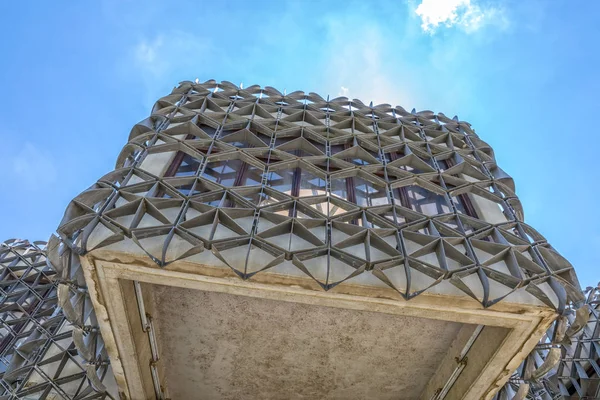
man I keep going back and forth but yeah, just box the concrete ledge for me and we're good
[81,253,556,399]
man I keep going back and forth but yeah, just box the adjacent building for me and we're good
[0,240,117,398]
[0,80,592,399]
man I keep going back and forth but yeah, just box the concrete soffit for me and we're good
[83,252,557,400]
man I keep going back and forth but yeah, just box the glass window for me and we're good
[331,175,388,207]
[203,159,262,187]
[267,165,326,197]
[394,185,450,216]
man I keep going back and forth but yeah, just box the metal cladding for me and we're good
[495,285,600,399]
[55,79,581,310]
[0,240,117,399]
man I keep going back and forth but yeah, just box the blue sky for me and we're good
[0,0,598,287]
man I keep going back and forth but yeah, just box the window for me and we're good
[267,162,327,200]
[203,159,263,187]
[439,158,478,219]
[164,153,201,177]
[404,185,450,216]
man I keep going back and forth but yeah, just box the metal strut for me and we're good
[431,325,484,400]
[134,280,164,400]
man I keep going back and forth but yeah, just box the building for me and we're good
[0,80,591,399]
[494,285,600,399]
[0,239,118,398]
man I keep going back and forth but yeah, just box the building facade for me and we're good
[0,80,592,399]
[0,240,118,398]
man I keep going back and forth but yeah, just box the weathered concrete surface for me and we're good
[152,284,466,400]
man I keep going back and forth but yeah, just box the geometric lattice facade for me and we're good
[554,286,600,398]
[1,80,591,399]
[0,239,117,399]
[56,79,581,310]
[496,286,600,399]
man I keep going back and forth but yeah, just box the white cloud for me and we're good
[135,37,161,64]
[415,0,506,33]
[128,31,216,107]
[318,17,417,108]
[133,35,168,78]
[11,142,57,188]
